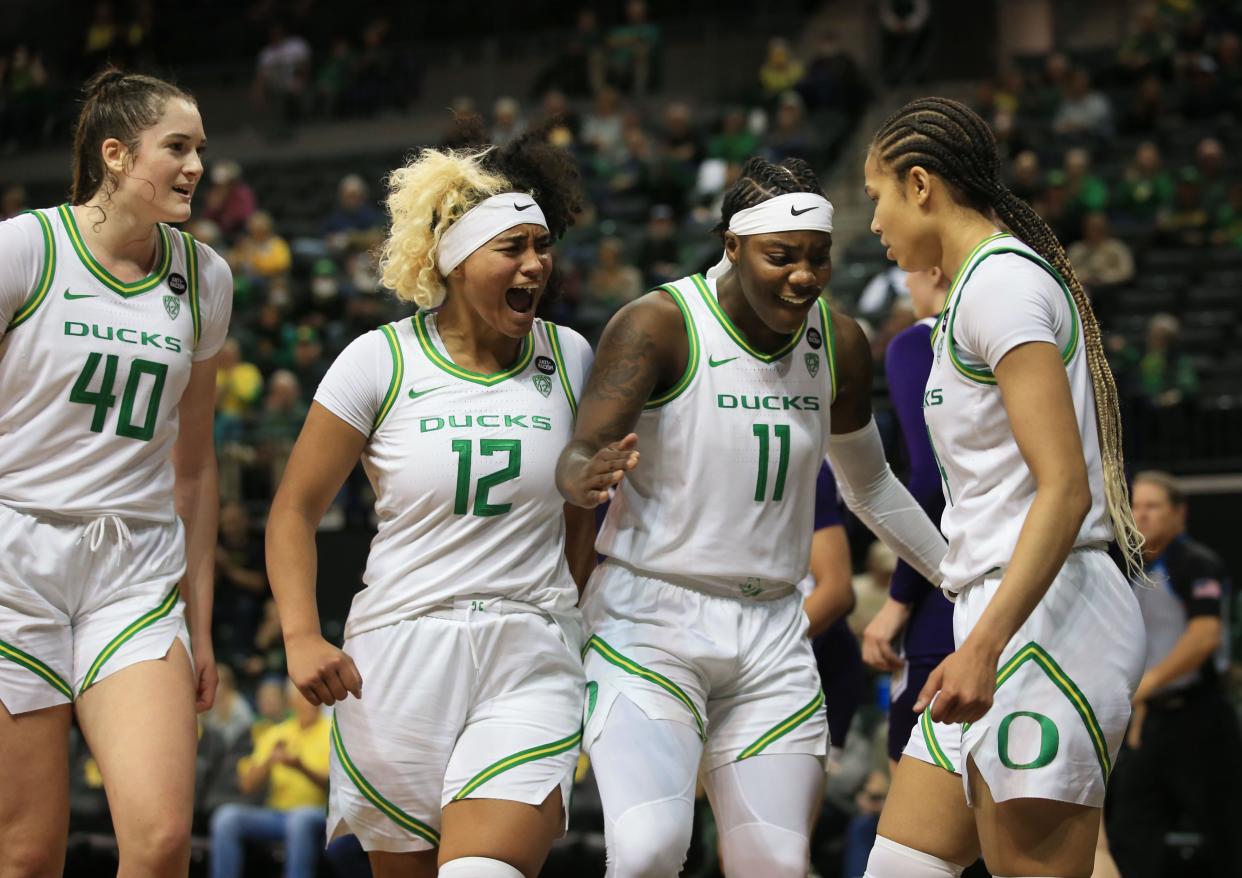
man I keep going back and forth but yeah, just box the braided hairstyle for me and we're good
[872,96,1144,577]
[715,156,827,235]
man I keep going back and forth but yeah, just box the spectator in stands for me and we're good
[635,203,682,287]
[253,676,288,740]
[584,237,644,327]
[535,7,604,97]
[215,501,268,670]
[216,338,265,420]
[849,542,898,636]
[314,38,354,118]
[253,370,307,489]
[1179,54,1230,120]
[878,0,932,85]
[1028,51,1073,117]
[202,160,258,241]
[1009,150,1043,204]
[289,325,327,395]
[581,86,625,159]
[1120,72,1167,134]
[321,174,381,255]
[1068,212,1136,288]
[605,0,660,96]
[761,90,818,165]
[759,38,804,103]
[243,600,289,680]
[0,184,26,220]
[1119,313,1199,409]
[1216,31,1242,107]
[1211,181,1242,248]
[1034,169,1074,241]
[797,32,869,120]
[351,16,410,116]
[233,211,293,280]
[857,264,910,324]
[1196,137,1229,215]
[203,664,256,751]
[490,96,525,145]
[209,681,330,878]
[0,45,50,151]
[1118,3,1175,80]
[1157,167,1211,247]
[1053,68,1113,142]
[1063,147,1110,232]
[1115,141,1174,223]
[82,2,121,73]
[1107,472,1241,878]
[706,106,758,165]
[844,771,891,878]
[252,21,311,132]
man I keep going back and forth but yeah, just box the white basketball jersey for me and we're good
[0,206,231,522]
[314,313,591,638]
[924,233,1112,591]
[596,273,837,598]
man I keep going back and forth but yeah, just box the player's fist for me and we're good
[862,597,910,672]
[285,631,363,707]
[562,434,640,508]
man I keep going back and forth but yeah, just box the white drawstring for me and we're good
[78,515,132,555]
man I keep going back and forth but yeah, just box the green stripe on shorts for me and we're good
[79,585,181,693]
[0,638,73,700]
[452,728,582,801]
[331,713,440,846]
[583,635,706,741]
[920,707,957,773]
[736,689,825,760]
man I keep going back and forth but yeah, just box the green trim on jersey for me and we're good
[645,283,700,409]
[8,210,57,330]
[451,728,582,801]
[736,689,824,760]
[583,635,706,740]
[816,297,838,403]
[930,232,1011,350]
[692,273,806,363]
[374,323,405,432]
[946,248,1081,386]
[179,231,202,347]
[543,322,578,418]
[0,638,73,700]
[919,707,957,773]
[331,713,441,845]
[57,204,173,297]
[413,310,533,386]
[79,585,180,693]
[994,641,1111,780]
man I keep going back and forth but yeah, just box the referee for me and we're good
[1106,471,1241,878]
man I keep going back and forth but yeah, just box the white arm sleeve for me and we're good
[192,241,235,361]
[0,213,47,338]
[313,331,388,438]
[826,418,947,584]
[953,255,1070,372]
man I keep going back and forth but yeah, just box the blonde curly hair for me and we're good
[379,147,513,308]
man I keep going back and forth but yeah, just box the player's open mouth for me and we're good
[505,286,537,314]
[172,185,192,199]
[777,289,818,307]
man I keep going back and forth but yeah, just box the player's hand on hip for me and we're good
[286,631,363,707]
[194,647,219,713]
[915,642,996,724]
[862,597,910,672]
[568,434,640,508]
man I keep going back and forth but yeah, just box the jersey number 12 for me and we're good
[451,438,522,517]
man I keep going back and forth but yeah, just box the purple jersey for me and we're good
[884,322,954,662]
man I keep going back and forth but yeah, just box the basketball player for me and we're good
[557,156,948,878]
[862,267,956,770]
[0,69,231,875]
[859,97,1146,878]
[265,125,593,878]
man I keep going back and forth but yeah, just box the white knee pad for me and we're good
[719,822,809,878]
[438,856,524,877]
[864,836,965,878]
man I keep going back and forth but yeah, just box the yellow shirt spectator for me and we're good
[215,339,264,416]
[238,712,331,812]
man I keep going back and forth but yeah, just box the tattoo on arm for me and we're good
[574,307,664,449]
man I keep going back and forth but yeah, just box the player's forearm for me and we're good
[265,499,324,639]
[556,440,598,501]
[962,481,1088,659]
[175,450,219,646]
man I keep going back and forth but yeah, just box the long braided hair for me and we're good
[872,97,1145,578]
[714,156,827,234]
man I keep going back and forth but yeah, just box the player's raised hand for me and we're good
[285,631,363,707]
[563,434,640,508]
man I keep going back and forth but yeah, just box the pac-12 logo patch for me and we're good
[805,352,820,377]
[532,374,553,397]
[806,327,822,349]
[536,355,556,375]
[163,295,181,320]
[167,273,187,295]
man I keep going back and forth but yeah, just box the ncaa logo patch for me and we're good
[163,295,181,320]
[536,356,557,375]
[805,352,820,377]
[532,374,553,397]
[167,273,187,295]
[806,326,822,349]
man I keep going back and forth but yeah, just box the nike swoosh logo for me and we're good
[63,290,97,300]
[408,385,446,399]
[514,202,536,211]
[708,355,739,367]
[790,205,820,216]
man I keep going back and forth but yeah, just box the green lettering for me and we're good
[998,711,1059,770]
[140,331,163,349]
[117,328,139,344]
[90,324,114,341]
[477,414,501,428]
[420,417,445,433]
[503,415,528,429]
[924,388,944,407]
[449,415,472,429]
[741,396,760,410]
[165,337,182,353]
[761,396,780,410]
[532,415,552,430]
[803,396,820,411]
[782,396,803,411]
[65,321,89,337]
[717,394,738,409]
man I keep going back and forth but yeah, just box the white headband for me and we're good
[706,192,835,279]
[436,193,548,276]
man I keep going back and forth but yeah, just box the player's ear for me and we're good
[723,231,741,266]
